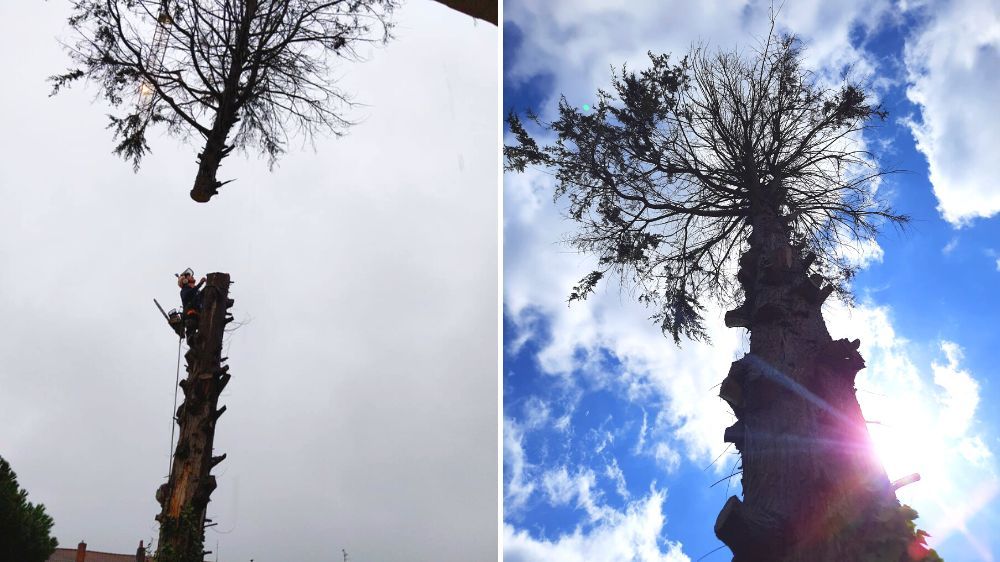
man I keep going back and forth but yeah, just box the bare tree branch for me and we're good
[505,32,906,343]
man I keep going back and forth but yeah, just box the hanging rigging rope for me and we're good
[167,334,182,476]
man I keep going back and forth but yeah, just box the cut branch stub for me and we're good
[737,251,759,285]
[724,304,751,328]
[216,373,231,393]
[714,495,779,558]
[724,301,787,329]
[819,338,866,376]
[719,374,744,412]
[723,421,746,451]
[801,251,816,270]
[793,275,834,304]
[816,284,835,304]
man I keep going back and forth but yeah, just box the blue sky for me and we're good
[503,2,1000,561]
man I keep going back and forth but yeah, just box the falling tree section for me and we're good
[188,0,257,204]
[156,272,234,562]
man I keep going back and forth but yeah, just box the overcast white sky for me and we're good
[0,2,497,561]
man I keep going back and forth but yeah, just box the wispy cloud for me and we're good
[504,418,536,512]
[942,237,959,254]
[605,458,630,501]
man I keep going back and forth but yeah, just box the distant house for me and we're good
[47,541,146,562]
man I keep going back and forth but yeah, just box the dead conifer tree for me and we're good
[155,272,233,562]
[51,0,396,202]
[505,32,942,562]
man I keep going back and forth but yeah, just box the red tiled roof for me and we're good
[46,549,78,562]
[47,547,136,562]
[47,546,210,562]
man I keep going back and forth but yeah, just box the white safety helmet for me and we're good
[176,268,195,286]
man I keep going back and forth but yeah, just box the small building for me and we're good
[47,541,146,562]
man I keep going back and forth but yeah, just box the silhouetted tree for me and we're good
[52,0,396,202]
[0,456,58,562]
[506,31,941,562]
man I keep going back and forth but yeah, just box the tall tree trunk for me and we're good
[155,272,234,562]
[714,191,901,561]
[190,115,238,203]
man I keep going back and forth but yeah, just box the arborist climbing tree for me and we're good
[155,272,235,562]
[177,268,205,345]
[50,0,397,203]
[505,29,941,562]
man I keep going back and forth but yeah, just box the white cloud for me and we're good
[505,418,537,512]
[523,396,553,429]
[653,442,681,474]
[902,0,1000,225]
[942,237,959,254]
[541,467,608,522]
[503,489,690,562]
[605,458,630,501]
[504,168,745,464]
[633,410,649,455]
[933,341,980,438]
[505,0,892,120]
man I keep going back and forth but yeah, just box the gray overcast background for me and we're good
[0,2,497,561]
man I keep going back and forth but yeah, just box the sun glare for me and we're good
[866,398,939,485]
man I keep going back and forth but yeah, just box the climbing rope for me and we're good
[168,335,182,475]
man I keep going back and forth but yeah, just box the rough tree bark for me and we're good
[155,272,234,562]
[715,194,899,561]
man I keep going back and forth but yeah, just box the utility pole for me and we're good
[155,272,234,562]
